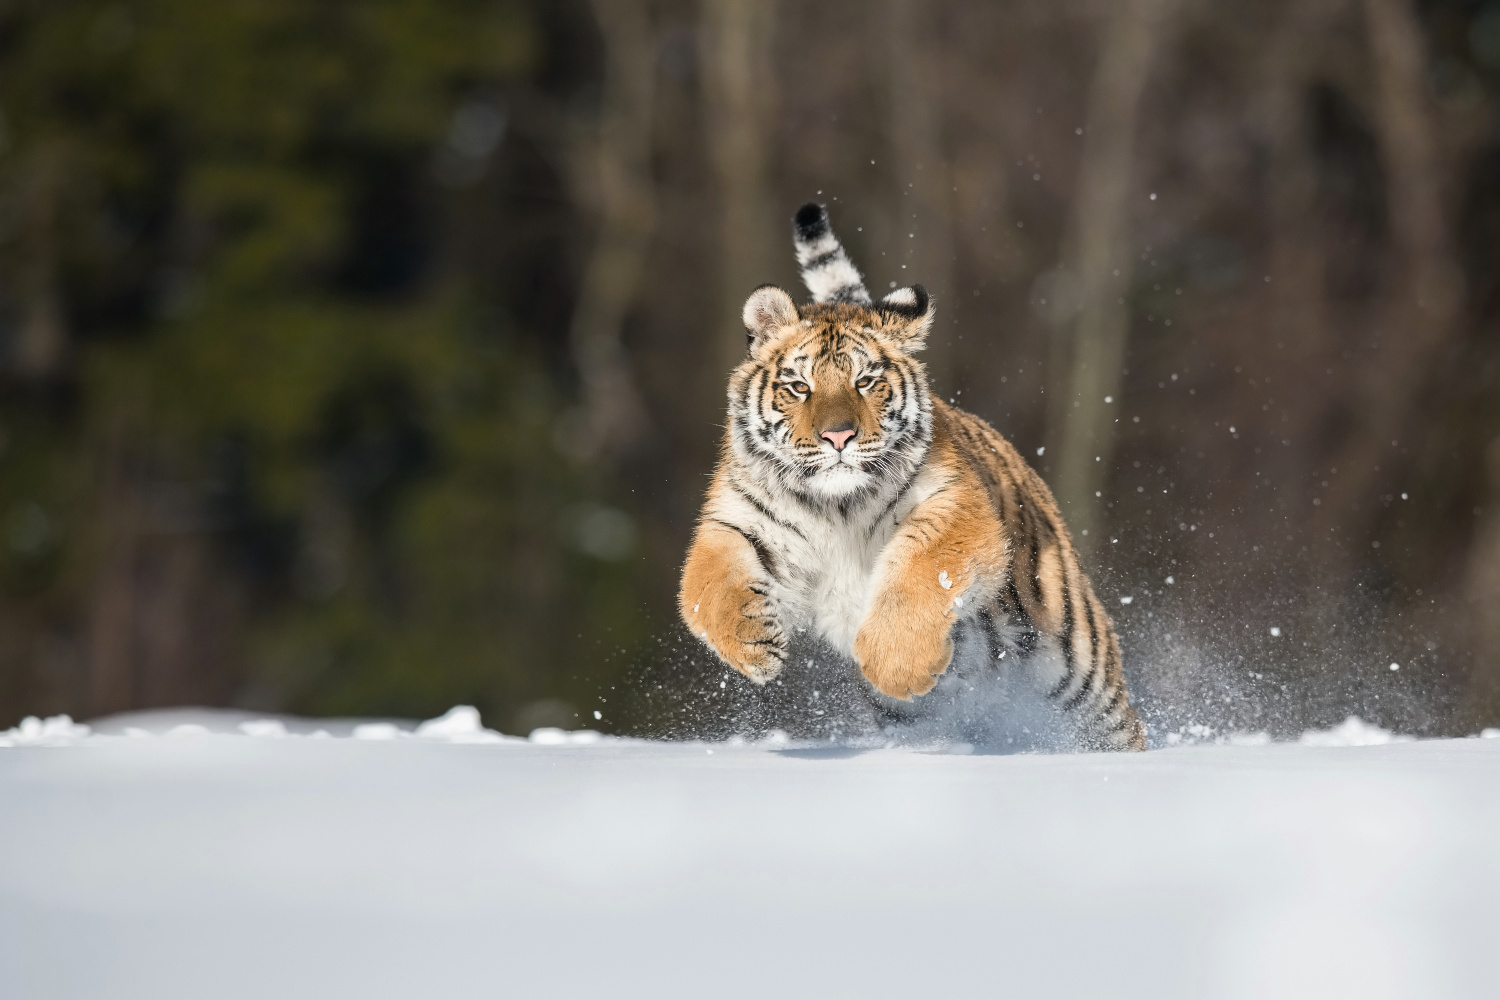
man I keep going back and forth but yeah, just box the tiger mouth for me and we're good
[803,453,876,478]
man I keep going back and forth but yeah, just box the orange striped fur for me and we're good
[679,205,1145,750]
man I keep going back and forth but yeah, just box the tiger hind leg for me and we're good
[983,601,1146,752]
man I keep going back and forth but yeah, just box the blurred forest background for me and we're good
[1,0,1499,738]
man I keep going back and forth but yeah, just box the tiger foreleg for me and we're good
[853,488,1007,700]
[679,522,787,683]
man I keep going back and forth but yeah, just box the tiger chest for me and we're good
[772,518,892,656]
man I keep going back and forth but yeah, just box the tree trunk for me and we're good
[86,425,144,717]
[1316,0,1461,531]
[1048,0,1174,547]
[15,142,68,379]
[701,0,780,378]
[566,0,659,463]
[1464,437,1500,726]
[885,0,956,390]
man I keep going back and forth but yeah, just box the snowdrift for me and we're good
[2,708,1498,999]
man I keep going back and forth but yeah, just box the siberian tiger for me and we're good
[678,203,1146,751]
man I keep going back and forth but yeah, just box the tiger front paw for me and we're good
[686,583,788,684]
[853,610,954,701]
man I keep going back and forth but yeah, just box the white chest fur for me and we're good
[714,466,946,657]
[774,516,887,654]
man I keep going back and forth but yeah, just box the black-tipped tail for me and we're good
[791,202,871,306]
[793,202,829,241]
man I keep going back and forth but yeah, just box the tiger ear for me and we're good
[879,284,934,351]
[742,284,799,353]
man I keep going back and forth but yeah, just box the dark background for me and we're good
[1,0,1498,739]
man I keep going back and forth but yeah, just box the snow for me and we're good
[3,709,1500,999]
[1298,715,1412,748]
[0,713,91,746]
[236,719,288,739]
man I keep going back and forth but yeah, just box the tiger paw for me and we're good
[853,613,954,701]
[688,583,788,684]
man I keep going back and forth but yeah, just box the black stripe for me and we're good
[1005,582,1040,654]
[977,608,1003,665]
[887,361,909,415]
[745,367,768,430]
[757,365,777,416]
[1095,688,1125,721]
[1028,538,1043,605]
[901,515,943,545]
[710,519,780,582]
[730,483,807,540]
[871,467,920,531]
[803,248,843,272]
[1062,663,1097,711]
[1048,572,1077,700]
[1085,590,1101,680]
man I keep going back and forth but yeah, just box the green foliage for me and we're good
[0,0,645,730]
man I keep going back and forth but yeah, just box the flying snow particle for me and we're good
[1270,627,1281,637]
[1104,395,1113,403]
[1119,596,1133,605]
[1389,663,1400,672]
[1149,192,1157,201]
[939,570,953,590]
[594,710,603,720]
[1036,446,1045,456]
[1165,575,1174,584]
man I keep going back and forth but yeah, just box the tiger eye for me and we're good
[856,376,874,389]
[790,381,810,394]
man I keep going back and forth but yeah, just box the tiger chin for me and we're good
[679,202,1147,751]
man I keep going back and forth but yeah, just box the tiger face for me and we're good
[729,283,935,499]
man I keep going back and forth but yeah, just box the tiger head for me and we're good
[726,203,935,501]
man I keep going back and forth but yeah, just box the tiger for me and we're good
[678,202,1146,751]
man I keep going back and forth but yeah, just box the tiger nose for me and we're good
[820,424,857,451]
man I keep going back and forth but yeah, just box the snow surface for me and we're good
[3,708,1500,999]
